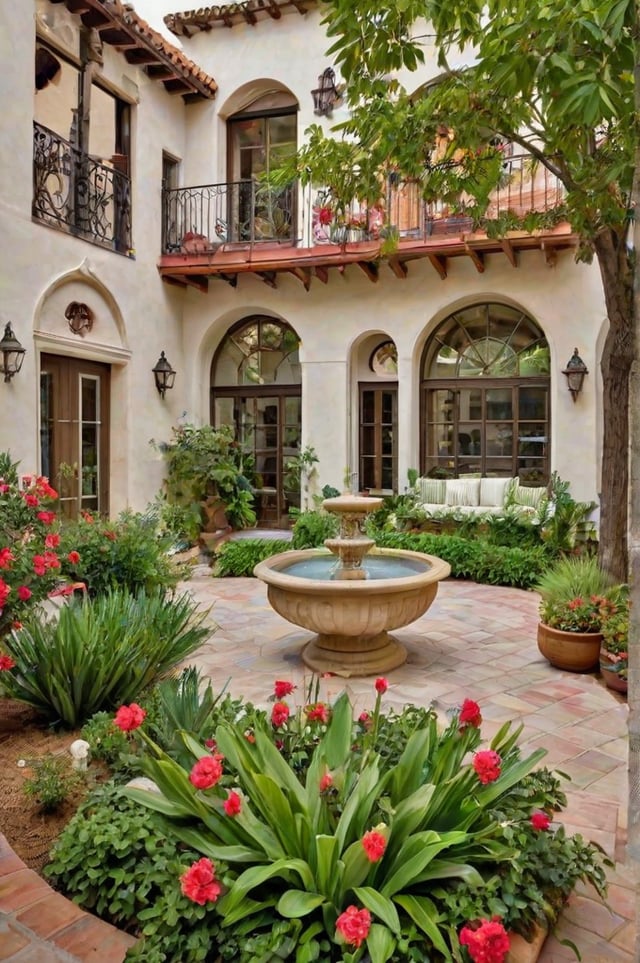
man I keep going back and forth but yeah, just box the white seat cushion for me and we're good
[480,477,514,508]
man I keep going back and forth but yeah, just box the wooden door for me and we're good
[359,384,398,493]
[40,354,110,517]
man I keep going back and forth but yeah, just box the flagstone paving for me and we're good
[0,572,636,961]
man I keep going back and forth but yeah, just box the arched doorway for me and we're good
[211,317,301,527]
[420,303,550,483]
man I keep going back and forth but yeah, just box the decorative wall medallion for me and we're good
[65,301,94,337]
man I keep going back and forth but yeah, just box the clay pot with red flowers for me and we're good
[534,556,624,673]
[599,603,628,694]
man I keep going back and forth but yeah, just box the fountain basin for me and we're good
[254,547,451,677]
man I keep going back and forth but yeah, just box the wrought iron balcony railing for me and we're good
[160,153,566,256]
[32,121,132,254]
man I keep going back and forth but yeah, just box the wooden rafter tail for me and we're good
[464,243,485,273]
[428,254,447,279]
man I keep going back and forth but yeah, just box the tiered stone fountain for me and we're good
[254,493,450,677]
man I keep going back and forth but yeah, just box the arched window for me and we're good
[211,317,301,527]
[421,303,550,483]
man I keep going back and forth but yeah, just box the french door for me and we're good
[359,384,398,493]
[40,354,110,517]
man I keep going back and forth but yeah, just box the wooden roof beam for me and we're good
[289,267,311,290]
[358,261,379,283]
[388,257,408,279]
[243,8,258,24]
[266,2,283,19]
[315,266,329,284]
[541,241,558,266]
[500,238,518,267]
[428,254,447,279]
[290,0,308,11]
[464,243,485,273]
[215,273,238,288]
[258,271,277,288]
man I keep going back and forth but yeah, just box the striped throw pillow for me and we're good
[514,485,547,509]
[417,478,446,504]
[445,478,481,507]
[480,477,514,508]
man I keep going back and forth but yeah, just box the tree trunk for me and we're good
[593,229,634,582]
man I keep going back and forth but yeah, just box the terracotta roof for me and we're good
[48,0,217,100]
[165,0,314,37]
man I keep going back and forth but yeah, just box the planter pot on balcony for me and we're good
[537,623,601,672]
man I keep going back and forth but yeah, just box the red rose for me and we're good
[180,857,221,905]
[306,702,329,724]
[67,551,81,565]
[459,918,510,963]
[0,548,14,569]
[114,703,146,732]
[32,555,47,577]
[204,738,217,751]
[336,906,371,948]
[271,701,290,727]
[374,677,388,694]
[23,494,39,508]
[0,654,16,671]
[223,790,242,816]
[37,511,56,525]
[274,679,296,699]
[190,753,224,790]
[362,830,386,862]
[17,586,32,602]
[44,551,60,569]
[44,533,61,549]
[530,811,551,831]
[473,750,502,785]
[459,698,482,728]
[319,772,333,793]
[0,579,10,608]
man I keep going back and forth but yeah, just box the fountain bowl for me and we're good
[254,546,451,677]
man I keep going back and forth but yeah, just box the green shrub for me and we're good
[23,753,81,812]
[60,510,178,597]
[375,531,549,588]
[213,538,291,577]
[291,509,339,548]
[1,589,211,726]
[45,784,223,961]
[80,711,137,774]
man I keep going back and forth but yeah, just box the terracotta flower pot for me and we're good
[599,649,628,694]
[537,622,602,672]
[506,925,547,963]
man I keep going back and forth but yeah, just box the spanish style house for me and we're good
[0,0,606,525]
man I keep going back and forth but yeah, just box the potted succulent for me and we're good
[534,556,622,672]
[599,599,628,694]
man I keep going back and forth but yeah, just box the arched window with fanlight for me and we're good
[420,303,550,482]
[211,316,301,527]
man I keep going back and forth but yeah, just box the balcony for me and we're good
[158,154,577,291]
[32,121,132,255]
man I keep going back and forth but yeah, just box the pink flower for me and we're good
[0,579,10,608]
[23,494,39,508]
[306,702,329,724]
[0,548,14,569]
[0,654,16,671]
[473,750,502,785]
[68,551,81,565]
[374,677,388,694]
[44,533,61,549]
[44,551,60,569]
[336,906,372,948]
[319,772,333,793]
[274,679,296,699]
[37,511,56,525]
[32,555,47,577]
[114,703,146,732]
[459,918,510,963]
[271,701,290,727]
[358,710,370,724]
[204,738,217,751]
[530,811,551,831]
[223,790,242,816]
[190,753,224,790]
[180,857,222,905]
[17,586,32,602]
[459,699,482,728]
[362,830,386,862]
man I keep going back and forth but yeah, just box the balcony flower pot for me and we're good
[537,622,602,672]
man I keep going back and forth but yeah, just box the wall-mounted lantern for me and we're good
[152,351,176,399]
[562,348,588,401]
[0,323,26,383]
[312,68,341,116]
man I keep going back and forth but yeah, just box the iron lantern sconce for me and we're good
[312,67,341,116]
[152,350,176,399]
[562,348,588,402]
[0,323,26,383]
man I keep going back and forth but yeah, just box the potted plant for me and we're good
[599,598,628,694]
[534,555,622,672]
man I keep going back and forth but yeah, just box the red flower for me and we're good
[32,555,46,577]
[0,579,10,608]
[37,511,56,525]
[459,698,482,728]
[44,551,60,569]
[530,810,551,831]
[459,918,510,963]
[473,750,502,785]
[244,730,256,743]
[317,205,333,226]
[204,738,217,751]
[274,679,296,699]
[362,830,386,862]
[336,906,372,948]
[223,790,242,816]
[81,511,94,523]
[0,548,14,569]
[271,701,290,727]
[17,586,32,602]
[374,677,388,694]
[319,772,333,793]
[104,530,117,541]
[180,857,222,905]
[0,654,16,671]
[190,753,224,790]
[114,703,146,732]
[67,551,80,565]
[306,702,329,724]
[23,494,39,508]
[44,533,61,549]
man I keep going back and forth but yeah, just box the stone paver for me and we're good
[0,573,636,961]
